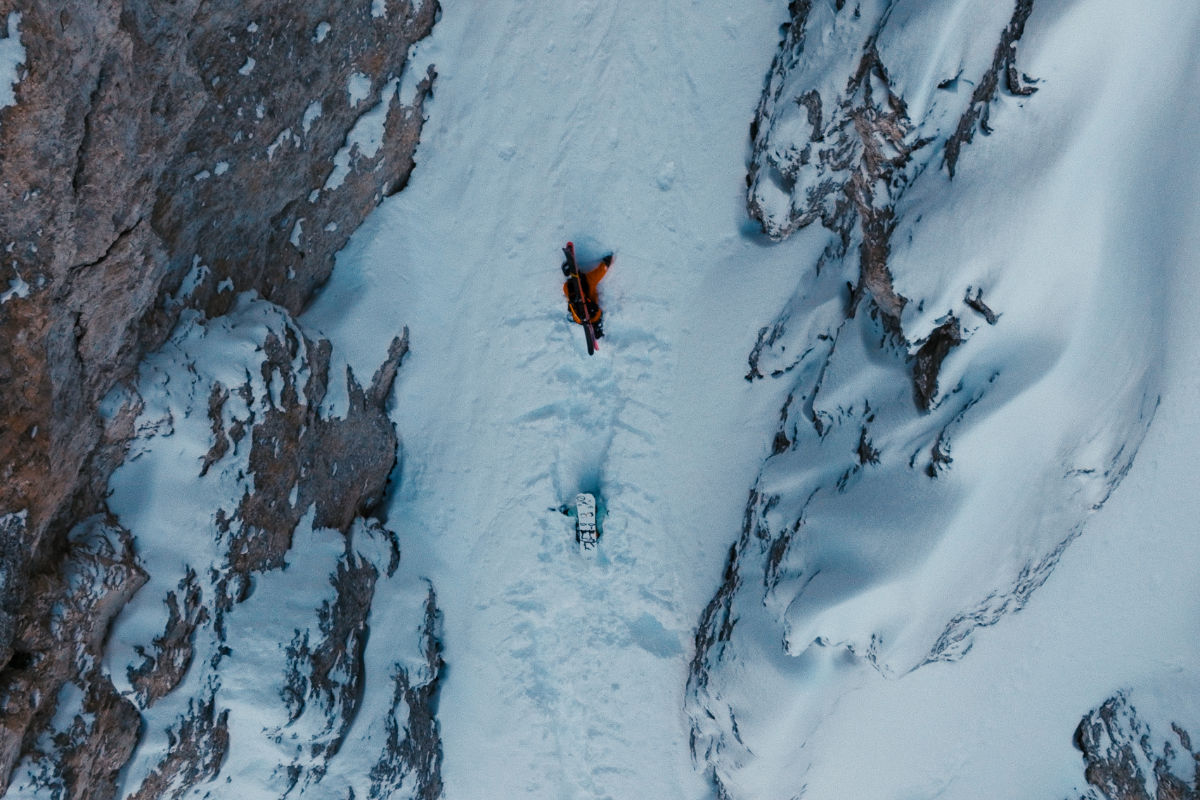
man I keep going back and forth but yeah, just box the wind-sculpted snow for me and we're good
[5,298,442,799]
[688,0,1194,795]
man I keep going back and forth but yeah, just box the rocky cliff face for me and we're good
[0,0,440,795]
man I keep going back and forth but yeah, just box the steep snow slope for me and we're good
[302,2,808,796]
[686,0,1200,797]
[773,184,1200,799]
[306,0,1200,796]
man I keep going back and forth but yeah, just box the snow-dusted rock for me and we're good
[0,517,146,798]
[6,297,441,799]
[1075,688,1200,800]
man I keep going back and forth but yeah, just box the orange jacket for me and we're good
[563,261,608,324]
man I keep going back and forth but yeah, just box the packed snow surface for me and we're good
[305,2,802,796]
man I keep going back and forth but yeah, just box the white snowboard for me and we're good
[575,492,598,550]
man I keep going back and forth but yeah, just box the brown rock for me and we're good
[0,517,146,796]
[1074,692,1200,800]
[368,585,444,800]
[55,675,144,800]
[125,693,230,800]
[127,568,209,707]
[229,328,408,575]
[911,315,963,412]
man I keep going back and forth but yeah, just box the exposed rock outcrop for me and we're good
[0,517,146,797]
[229,328,408,576]
[0,0,440,794]
[6,296,441,798]
[1074,691,1200,800]
[368,586,444,800]
[911,314,962,411]
[125,693,230,800]
[745,0,1036,388]
[127,568,208,707]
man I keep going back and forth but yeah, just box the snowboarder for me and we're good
[561,242,612,354]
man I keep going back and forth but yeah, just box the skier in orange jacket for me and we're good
[562,251,612,338]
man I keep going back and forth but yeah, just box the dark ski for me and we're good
[562,242,598,355]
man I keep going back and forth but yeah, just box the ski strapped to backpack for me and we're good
[562,241,598,355]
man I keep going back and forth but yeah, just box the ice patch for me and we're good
[289,218,304,249]
[174,258,209,301]
[314,21,332,43]
[214,161,230,175]
[0,13,26,111]
[347,72,372,106]
[371,0,387,19]
[238,56,256,76]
